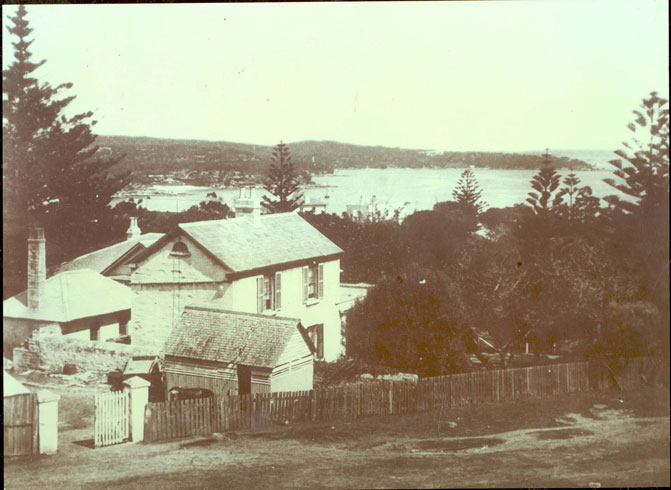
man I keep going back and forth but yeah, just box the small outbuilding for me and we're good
[164,306,314,397]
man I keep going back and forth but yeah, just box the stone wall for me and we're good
[12,332,147,379]
[129,283,218,353]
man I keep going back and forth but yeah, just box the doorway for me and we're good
[237,365,251,395]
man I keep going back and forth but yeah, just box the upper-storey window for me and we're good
[257,272,282,313]
[302,263,324,303]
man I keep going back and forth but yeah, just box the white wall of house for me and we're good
[219,258,343,361]
[270,327,314,392]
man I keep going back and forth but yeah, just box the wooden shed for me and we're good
[4,371,37,457]
[163,306,314,397]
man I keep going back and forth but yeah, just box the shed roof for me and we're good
[4,371,31,397]
[123,356,158,376]
[177,213,342,274]
[165,306,303,368]
[49,233,164,277]
[3,269,131,323]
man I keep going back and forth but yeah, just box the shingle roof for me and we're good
[3,269,131,323]
[49,233,164,277]
[165,306,302,368]
[179,213,342,274]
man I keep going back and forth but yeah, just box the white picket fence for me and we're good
[94,391,130,447]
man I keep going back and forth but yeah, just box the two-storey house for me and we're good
[128,192,345,361]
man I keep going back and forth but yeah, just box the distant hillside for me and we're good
[96,136,593,185]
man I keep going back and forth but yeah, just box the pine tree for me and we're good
[525,149,563,215]
[452,169,487,216]
[261,142,304,213]
[603,91,669,214]
[3,5,129,297]
[603,92,669,339]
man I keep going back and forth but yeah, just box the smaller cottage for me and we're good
[164,306,314,397]
[3,228,132,359]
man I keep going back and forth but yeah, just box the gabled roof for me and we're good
[3,269,131,323]
[165,306,303,368]
[177,213,343,274]
[49,233,164,277]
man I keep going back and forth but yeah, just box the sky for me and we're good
[2,1,668,152]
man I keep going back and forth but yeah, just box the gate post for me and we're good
[124,376,151,443]
[36,389,61,454]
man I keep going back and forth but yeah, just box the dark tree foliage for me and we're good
[3,5,128,297]
[603,92,669,214]
[300,211,409,283]
[261,142,304,213]
[603,93,669,316]
[452,169,487,217]
[107,196,233,239]
[345,271,472,376]
[525,155,563,216]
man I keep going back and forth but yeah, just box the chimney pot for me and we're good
[126,216,142,240]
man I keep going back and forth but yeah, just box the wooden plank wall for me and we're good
[144,358,651,443]
[94,391,130,448]
[3,393,38,456]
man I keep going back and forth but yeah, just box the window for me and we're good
[306,324,324,360]
[257,272,282,313]
[302,263,324,303]
[169,241,190,258]
[263,276,273,311]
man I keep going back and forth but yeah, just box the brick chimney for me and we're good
[27,227,46,311]
[126,216,142,240]
[234,187,261,224]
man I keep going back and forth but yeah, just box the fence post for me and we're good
[36,390,60,454]
[388,381,393,415]
[124,376,151,443]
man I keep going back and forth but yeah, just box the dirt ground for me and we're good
[4,376,669,490]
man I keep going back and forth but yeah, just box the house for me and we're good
[3,228,132,358]
[128,190,345,360]
[164,306,313,396]
[49,217,164,284]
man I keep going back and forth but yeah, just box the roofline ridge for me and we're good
[183,305,301,323]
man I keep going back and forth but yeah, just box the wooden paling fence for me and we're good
[94,391,130,447]
[144,358,652,443]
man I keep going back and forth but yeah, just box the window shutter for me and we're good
[302,266,308,303]
[317,324,324,359]
[318,263,324,299]
[256,277,264,313]
[274,272,282,310]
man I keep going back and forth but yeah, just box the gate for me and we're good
[94,391,130,447]
[3,393,39,456]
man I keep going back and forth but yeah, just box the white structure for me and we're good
[36,389,61,454]
[123,376,150,443]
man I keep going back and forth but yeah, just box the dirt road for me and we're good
[4,384,669,489]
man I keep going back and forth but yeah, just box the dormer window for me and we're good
[169,241,190,258]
